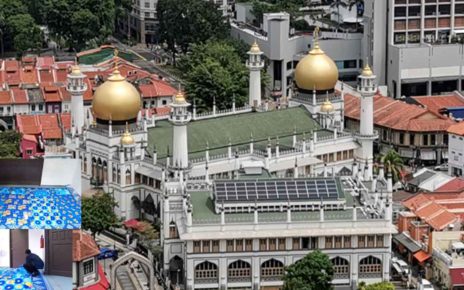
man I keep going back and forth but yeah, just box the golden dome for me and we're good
[320,98,334,113]
[70,65,81,76]
[174,90,186,104]
[250,40,261,53]
[92,69,141,121]
[361,63,373,77]
[294,28,339,91]
[121,124,135,145]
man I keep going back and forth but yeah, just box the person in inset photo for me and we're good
[23,249,45,277]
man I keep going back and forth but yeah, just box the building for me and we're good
[430,231,464,290]
[66,37,396,288]
[72,230,110,290]
[448,122,464,176]
[344,92,456,165]
[406,168,454,193]
[410,92,464,118]
[364,0,464,98]
[231,9,363,99]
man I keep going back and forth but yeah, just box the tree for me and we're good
[358,281,395,290]
[0,0,29,54]
[283,250,334,290]
[157,0,229,61]
[70,9,99,51]
[0,130,21,158]
[380,149,404,183]
[82,191,119,237]
[178,40,249,110]
[8,14,42,55]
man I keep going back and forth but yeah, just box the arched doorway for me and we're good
[169,256,184,287]
[110,252,155,290]
[359,256,382,279]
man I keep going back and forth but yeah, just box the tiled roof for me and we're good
[60,112,71,131]
[36,56,55,69]
[72,230,100,262]
[39,69,54,83]
[403,193,458,230]
[139,79,177,98]
[42,85,62,102]
[412,94,464,115]
[22,134,37,143]
[10,88,28,104]
[59,87,71,102]
[17,113,65,140]
[448,122,464,136]
[344,94,456,132]
[55,68,69,83]
[436,177,464,193]
[20,66,38,84]
[0,91,12,105]
[154,106,171,116]
[16,115,41,135]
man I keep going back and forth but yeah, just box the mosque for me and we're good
[66,32,395,290]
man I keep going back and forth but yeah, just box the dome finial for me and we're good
[362,59,373,77]
[313,26,320,49]
[113,48,120,74]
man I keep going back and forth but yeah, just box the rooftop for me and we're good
[412,93,464,115]
[448,122,464,136]
[345,94,455,132]
[148,106,323,159]
[73,230,100,262]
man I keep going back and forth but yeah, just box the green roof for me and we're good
[148,106,322,159]
[78,47,141,65]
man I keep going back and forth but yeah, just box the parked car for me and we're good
[434,163,448,171]
[98,247,119,261]
[418,279,434,290]
[391,257,410,276]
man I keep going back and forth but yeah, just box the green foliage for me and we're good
[70,9,100,51]
[178,40,248,110]
[0,130,21,158]
[250,0,305,27]
[380,149,404,183]
[8,13,42,54]
[358,281,396,290]
[283,250,334,290]
[82,191,119,236]
[157,0,229,56]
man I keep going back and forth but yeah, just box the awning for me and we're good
[450,268,464,286]
[421,150,436,161]
[413,250,431,263]
[393,233,421,253]
[80,264,110,290]
[399,148,414,158]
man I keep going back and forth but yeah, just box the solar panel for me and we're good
[213,178,342,203]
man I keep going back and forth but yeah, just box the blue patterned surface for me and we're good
[0,267,47,290]
[0,187,81,229]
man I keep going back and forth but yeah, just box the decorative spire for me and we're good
[310,26,323,55]
[250,40,261,53]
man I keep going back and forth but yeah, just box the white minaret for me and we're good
[67,65,87,135]
[246,40,264,107]
[356,64,378,180]
[169,90,191,170]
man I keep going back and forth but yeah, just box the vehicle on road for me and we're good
[392,257,410,276]
[98,247,119,261]
[434,163,448,171]
[418,279,434,290]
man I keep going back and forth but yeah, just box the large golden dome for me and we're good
[294,28,339,91]
[92,69,141,121]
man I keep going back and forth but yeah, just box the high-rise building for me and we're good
[364,0,464,98]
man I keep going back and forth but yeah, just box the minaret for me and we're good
[356,63,378,180]
[67,64,87,135]
[246,40,264,107]
[169,90,191,170]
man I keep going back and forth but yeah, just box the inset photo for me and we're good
[0,159,81,230]
[0,229,72,290]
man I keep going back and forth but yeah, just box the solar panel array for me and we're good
[214,179,341,203]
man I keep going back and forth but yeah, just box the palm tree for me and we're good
[380,149,404,183]
[330,0,348,31]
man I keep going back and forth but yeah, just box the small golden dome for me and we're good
[294,27,339,91]
[174,90,186,104]
[92,69,141,121]
[250,40,261,53]
[320,98,334,113]
[121,125,135,145]
[361,63,373,77]
[70,65,81,76]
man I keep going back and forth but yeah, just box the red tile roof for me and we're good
[139,79,177,98]
[0,90,12,105]
[403,193,458,230]
[344,94,456,132]
[73,230,100,262]
[154,106,171,116]
[10,88,28,104]
[436,178,464,193]
[55,68,69,83]
[16,115,41,135]
[39,69,54,83]
[448,122,464,136]
[36,56,55,69]
[20,66,38,84]
[60,112,71,131]
[412,94,464,115]
[42,85,62,102]
[4,60,21,85]
[22,134,37,143]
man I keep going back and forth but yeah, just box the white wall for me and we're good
[0,230,10,267]
[28,230,46,264]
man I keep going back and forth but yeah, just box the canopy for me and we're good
[413,250,431,263]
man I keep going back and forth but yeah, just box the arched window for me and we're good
[359,256,382,278]
[331,257,349,279]
[195,261,218,283]
[125,169,131,185]
[261,259,284,281]
[169,221,178,239]
[228,260,251,282]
